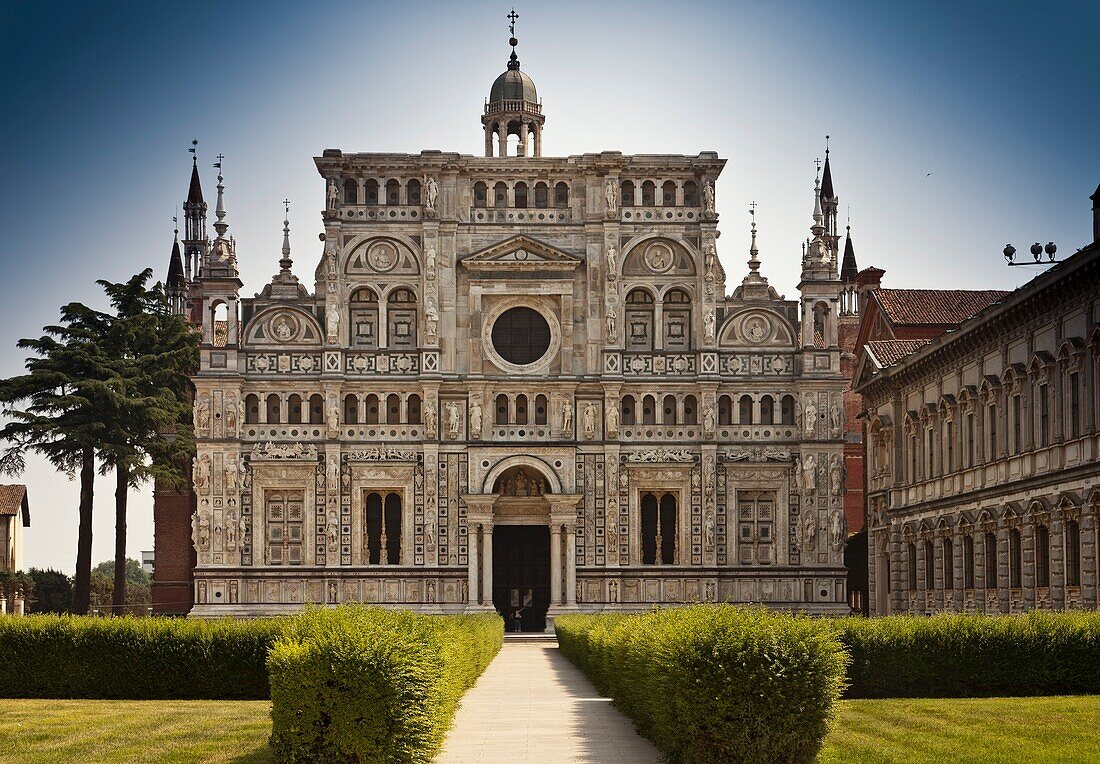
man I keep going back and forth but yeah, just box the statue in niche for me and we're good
[424,176,439,212]
[224,458,238,494]
[446,401,461,438]
[425,507,437,550]
[608,579,619,603]
[605,246,617,280]
[605,302,617,342]
[469,399,483,439]
[426,580,437,603]
[605,405,619,437]
[326,304,340,343]
[703,180,715,214]
[327,178,339,210]
[193,505,211,551]
[583,404,597,439]
[604,177,617,216]
[327,509,339,551]
[703,403,716,436]
[424,402,437,438]
[325,238,338,277]
[239,513,248,547]
[224,395,237,436]
[328,456,339,494]
[328,582,338,604]
[606,512,618,553]
[830,454,844,496]
[193,454,211,494]
[801,453,817,495]
[803,509,818,553]
[425,297,439,344]
[704,312,716,342]
[425,245,437,279]
[225,509,238,550]
[831,401,842,436]
[327,401,340,437]
[704,512,716,551]
[704,243,717,282]
[830,509,846,551]
[561,401,574,436]
[804,398,818,437]
[194,395,210,431]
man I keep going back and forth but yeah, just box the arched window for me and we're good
[387,288,417,349]
[1035,524,1050,588]
[266,394,281,424]
[662,180,676,206]
[963,535,975,589]
[406,178,421,205]
[739,395,753,425]
[641,492,677,565]
[813,302,829,348]
[942,537,954,590]
[244,394,260,425]
[781,395,796,425]
[1009,528,1022,588]
[386,393,400,425]
[663,289,692,351]
[621,395,636,426]
[495,394,510,425]
[924,539,935,590]
[554,181,568,208]
[683,395,697,425]
[309,394,324,425]
[907,542,918,590]
[407,394,422,424]
[642,394,657,426]
[625,289,655,351]
[984,531,998,589]
[620,180,635,207]
[759,395,774,425]
[349,288,380,349]
[365,179,379,205]
[534,182,548,208]
[212,303,228,347]
[534,394,548,425]
[265,490,304,565]
[1066,520,1081,586]
[683,180,699,206]
[494,181,507,208]
[474,181,488,208]
[364,394,379,425]
[662,395,678,425]
[344,394,358,425]
[718,395,733,426]
[514,181,528,209]
[343,178,358,205]
[515,394,529,425]
[385,179,400,206]
[641,180,656,206]
[365,492,401,565]
[288,394,302,425]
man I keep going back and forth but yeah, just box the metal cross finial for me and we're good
[825,134,830,154]
[189,138,198,156]
[749,201,757,219]
[214,153,224,169]
[814,157,822,172]
[508,8,519,36]
[283,198,291,218]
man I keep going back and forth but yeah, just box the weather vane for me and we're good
[214,153,224,171]
[813,157,822,173]
[283,198,291,218]
[749,201,757,220]
[189,138,198,157]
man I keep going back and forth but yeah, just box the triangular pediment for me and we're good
[461,235,583,271]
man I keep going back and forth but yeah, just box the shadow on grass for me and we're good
[229,745,275,764]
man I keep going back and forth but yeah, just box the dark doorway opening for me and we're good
[492,525,550,632]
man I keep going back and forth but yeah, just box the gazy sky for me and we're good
[0,0,1097,571]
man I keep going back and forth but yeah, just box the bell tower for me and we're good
[482,9,544,157]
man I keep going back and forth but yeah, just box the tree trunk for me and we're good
[72,445,95,615]
[112,463,129,611]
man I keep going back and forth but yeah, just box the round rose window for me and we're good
[491,307,551,365]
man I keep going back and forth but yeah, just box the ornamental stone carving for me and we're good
[626,448,694,463]
[604,177,617,216]
[561,401,574,437]
[469,398,483,439]
[803,508,818,552]
[195,395,210,431]
[424,176,439,213]
[605,404,619,438]
[703,180,715,215]
[583,404,597,439]
[345,446,418,461]
[830,508,846,551]
[251,442,319,460]
[446,401,461,438]
[193,454,211,494]
[424,402,437,438]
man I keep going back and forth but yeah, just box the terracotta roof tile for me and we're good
[876,289,1010,326]
[0,484,27,517]
[866,339,928,368]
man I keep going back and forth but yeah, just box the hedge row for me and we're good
[556,607,847,764]
[268,607,502,764]
[0,614,285,699]
[837,611,1100,698]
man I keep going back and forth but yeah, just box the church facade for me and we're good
[165,37,850,623]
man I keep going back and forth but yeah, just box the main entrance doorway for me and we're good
[492,525,550,632]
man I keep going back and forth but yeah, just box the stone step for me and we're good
[503,632,558,643]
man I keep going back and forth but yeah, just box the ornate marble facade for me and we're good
[175,41,849,620]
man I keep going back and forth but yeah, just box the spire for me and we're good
[186,140,204,206]
[213,154,229,239]
[820,137,835,200]
[279,199,293,274]
[811,162,824,232]
[507,8,520,69]
[745,202,764,280]
[840,225,859,282]
[167,226,186,289]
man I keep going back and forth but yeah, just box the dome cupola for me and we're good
[482,10,545,157]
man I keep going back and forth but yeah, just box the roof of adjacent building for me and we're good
[875,288,1010,326]
[0,484,30,527]
[865,339,928,368]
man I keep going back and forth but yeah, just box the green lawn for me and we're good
[1,696,1098,763]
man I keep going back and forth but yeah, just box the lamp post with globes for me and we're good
[1004,242,1058,266]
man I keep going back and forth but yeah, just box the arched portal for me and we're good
[490,465,552,632]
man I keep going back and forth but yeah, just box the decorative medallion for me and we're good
[740,314,774,345]
[367,241,398,273]
[269,313,299,342]
[644,242,674,274]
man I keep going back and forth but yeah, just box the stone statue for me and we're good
[703,403,716,436]
[195,506,211,551]
[830,454,844,496]
[704,243,717,281]
[225,509,238,550]
[804,399,818,437]
[606,512,618,552]
[605,177,617,216]
[236,399,245,436]
[224,458,238,494]
[703,180,715,214]
[802,453,817,495]
[273,317,293,341]
[605,246,617,280]
[424,176,439,211]
[583,404,597,439]
[424,402,438,438]
[239,513,248,547]
[425,245,437,279]
[831,401,842,436]
[446,401,461,438]
[426,580,437,603]
[605,305,617,342]
[705,580,716,602]
[830,509,846,551]
[327,178,339,210]
[327,401,340,437]
[328,582,338,604]
[325,239,338,277]
[326,304,340,343]
[561,401,574,436]
[704,312,716,342]
[193,454,211,494]
[194,395,210,431]
[469,399,483,439]
[327,509,339,550]
[704,512,715,551]
[424,507,437,550]
[328,456,339,494]
[424,297,439,344]
[605,404,619,437]
[803,509,818,552]
[608,579,620,603]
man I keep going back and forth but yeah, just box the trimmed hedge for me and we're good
[0,614,286,699]
[268,607,502,764]
[556,606,848,764]
[837,611,1100,698]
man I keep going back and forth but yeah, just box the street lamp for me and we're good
[1004,242,1058,266]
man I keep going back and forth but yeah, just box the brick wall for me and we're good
[152,487,195,615]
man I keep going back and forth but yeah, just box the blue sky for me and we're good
[1,0,1097,571]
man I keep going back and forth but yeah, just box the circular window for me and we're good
[491,307,551,365]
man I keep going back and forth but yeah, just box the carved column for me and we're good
[482,523,494,608]
[467,523,479,606]
[462,495,496,609]
[550,523,562,605]
[565,522,577,606]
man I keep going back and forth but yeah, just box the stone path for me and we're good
[436,640,661,763]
